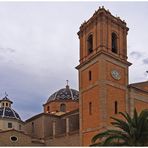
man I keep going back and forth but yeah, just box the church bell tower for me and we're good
[76,6,131,146]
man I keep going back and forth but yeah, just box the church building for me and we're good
[0,6,148,146]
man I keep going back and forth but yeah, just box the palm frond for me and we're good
[103,135,126,146]
[91,130,109,143]
[91,108,148,146]
[111,117,131,134]
[119,111,132,124]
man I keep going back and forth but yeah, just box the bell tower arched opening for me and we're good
[111,32,118,54]
[87,34,93,54]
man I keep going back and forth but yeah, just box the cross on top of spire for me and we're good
[66,80,70,89]
[5,92,8,98]
[66,80,69,86]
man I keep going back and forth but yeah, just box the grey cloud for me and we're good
[0,61,77,120]
[0,47,15,53]
[143,58,148,64]
[6,48,15,53]
[130,51,142,59]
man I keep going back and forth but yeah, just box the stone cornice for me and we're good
[78,6,128,37]
[76,50,131,70]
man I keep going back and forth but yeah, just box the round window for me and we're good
[10,136,18,142]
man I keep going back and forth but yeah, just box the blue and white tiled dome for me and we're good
[0,107,21,120]
[0,96,21,120]
[47,85,79,102]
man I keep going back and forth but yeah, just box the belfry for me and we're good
[76,6,147,146]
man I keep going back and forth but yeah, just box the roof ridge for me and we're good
[2,107,5,117]
[69,88,74,100]
[11,107,19,120]
[129,81,148,86]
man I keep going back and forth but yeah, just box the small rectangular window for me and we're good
[115,101,118,114]
[89,71,92,81]
[8,122,12,128]
[89,102,92,115]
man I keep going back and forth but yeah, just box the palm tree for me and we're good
[91,109,148,146]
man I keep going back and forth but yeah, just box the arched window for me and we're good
[114,101,118,114]
[112,33,118,54]
[32,122,34,133]
[47,106,50,113]
[87,34,93,54]
[89,102,92,115]
[60,104,66,112]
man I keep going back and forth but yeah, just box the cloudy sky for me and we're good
[0,1,148,120]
